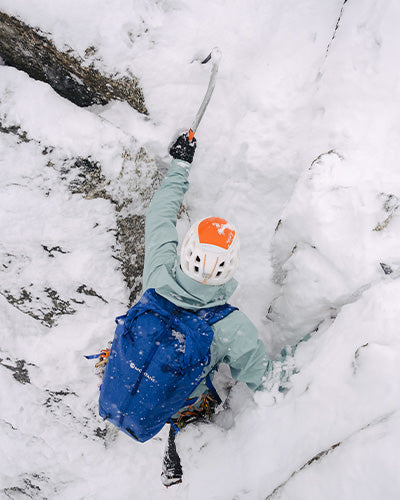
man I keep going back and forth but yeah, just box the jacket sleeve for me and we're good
[214,310,272,391]
[143,158,191,290]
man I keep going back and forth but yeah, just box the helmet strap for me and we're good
[202,255,219,285]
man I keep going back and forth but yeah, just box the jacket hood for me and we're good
[154,263,238,311]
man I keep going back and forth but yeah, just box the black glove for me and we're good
[169,133,197,164]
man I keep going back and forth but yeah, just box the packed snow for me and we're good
[1,0,400,499]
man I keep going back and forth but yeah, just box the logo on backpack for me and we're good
[129,361,156,383]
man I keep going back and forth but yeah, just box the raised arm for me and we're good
[143,134,196,290]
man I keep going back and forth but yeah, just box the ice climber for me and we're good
[143,133,271,486]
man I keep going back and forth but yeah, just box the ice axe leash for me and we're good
[188,47,222,142]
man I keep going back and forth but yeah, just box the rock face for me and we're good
[64,148,160,305]
[0,116,162,328]
[0,25,168,488]
[0,11,147,113]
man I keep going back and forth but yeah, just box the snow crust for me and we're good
[1,0,400,499]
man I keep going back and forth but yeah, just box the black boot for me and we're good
[161,425,183,487]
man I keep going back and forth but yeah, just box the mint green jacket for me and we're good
[143,159,270,399]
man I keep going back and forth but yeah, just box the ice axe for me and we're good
[188,47,222,142]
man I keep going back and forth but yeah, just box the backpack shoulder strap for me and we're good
[196,303,238,326]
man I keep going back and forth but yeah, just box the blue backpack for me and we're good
[96,288,237,442]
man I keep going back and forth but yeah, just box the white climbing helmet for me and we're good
[180,217,240,286]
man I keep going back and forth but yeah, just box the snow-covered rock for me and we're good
[0,11,146,111]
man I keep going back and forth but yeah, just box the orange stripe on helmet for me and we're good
[197,217,235,250]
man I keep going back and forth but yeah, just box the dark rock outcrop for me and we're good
[63,149,162,305]
[0,122,162,325]
[0,355,33,384]
[0,11,147,113]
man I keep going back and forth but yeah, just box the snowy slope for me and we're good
[1,1,400,499]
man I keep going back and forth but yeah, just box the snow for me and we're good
[1,0,400,499]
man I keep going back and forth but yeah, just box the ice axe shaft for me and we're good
[188,47,221,141]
